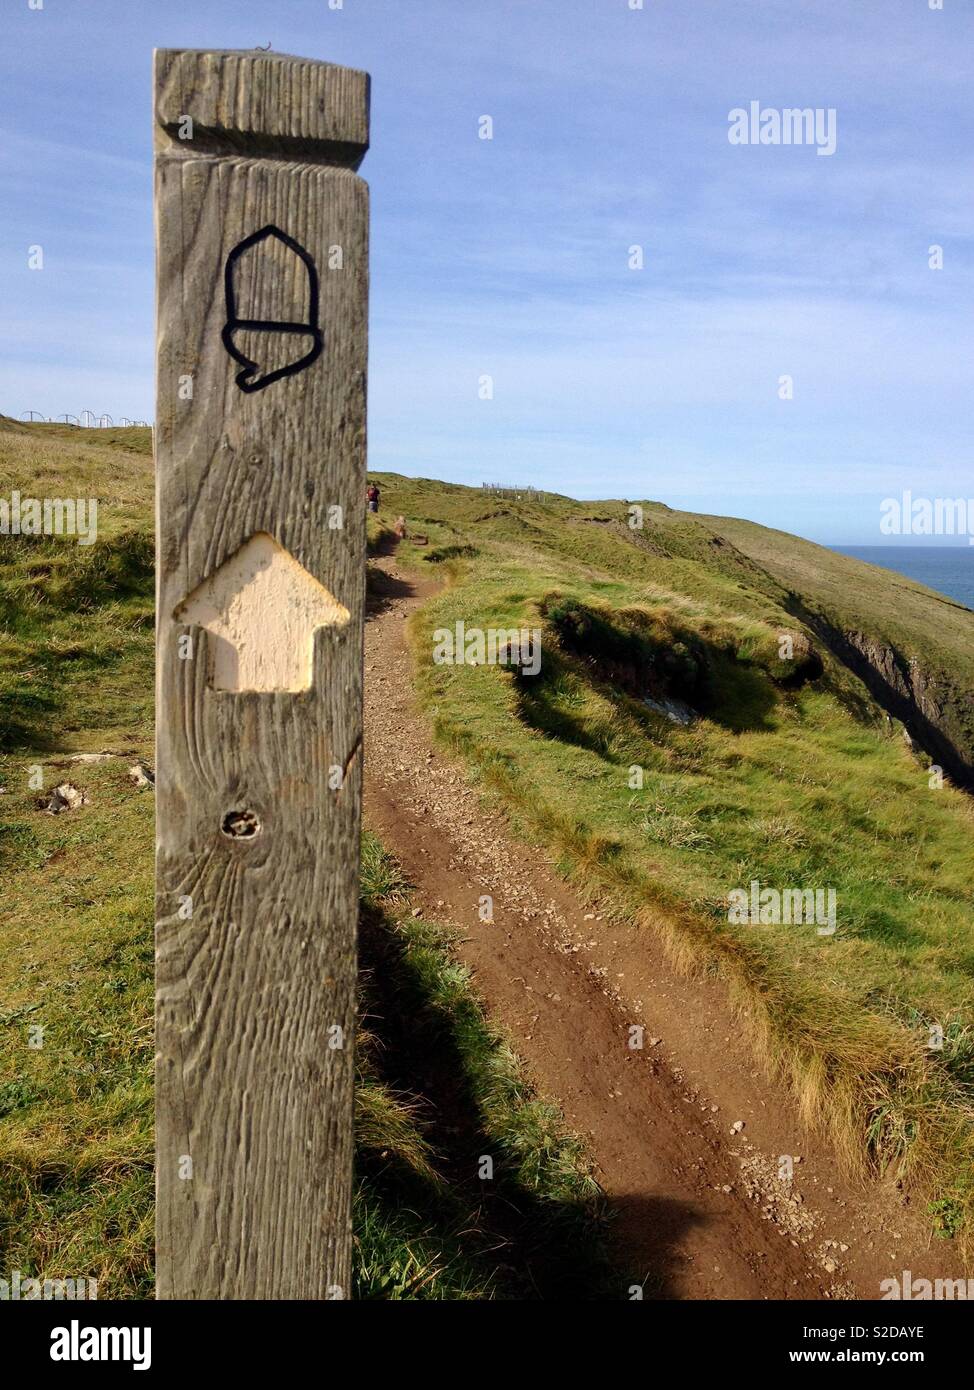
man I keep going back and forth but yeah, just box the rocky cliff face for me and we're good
[802,614,973,789]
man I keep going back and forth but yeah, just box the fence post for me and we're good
[153,48,369,1300]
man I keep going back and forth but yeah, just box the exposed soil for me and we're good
[363,545,948,1301]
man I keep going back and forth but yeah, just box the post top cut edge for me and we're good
[154,48,370,165]
[157,46,368,67]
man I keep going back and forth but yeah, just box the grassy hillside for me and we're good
[0,420,609,1297]
[698,510,974,686]
[697,512,974,788]
[2,417,972,1279]
[0,416,154,754]
[370,470,974,1250]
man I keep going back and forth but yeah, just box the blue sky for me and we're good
[1,0,971,544]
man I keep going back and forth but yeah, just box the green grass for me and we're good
[0,417,154,753]
[0,423,611,1297]
[0,419,157,1292]
[363,469,974,1253]
[0,753,155,1298]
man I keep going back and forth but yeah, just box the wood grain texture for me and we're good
[154,48,368,1300]
[155,48,369,165]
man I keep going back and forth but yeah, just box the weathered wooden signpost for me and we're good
[153,49,369,1299]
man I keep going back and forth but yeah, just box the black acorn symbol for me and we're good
[221,225,324,393]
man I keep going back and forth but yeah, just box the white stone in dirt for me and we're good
[45,783,89,814]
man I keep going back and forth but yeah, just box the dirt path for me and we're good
[363,546,940,1300]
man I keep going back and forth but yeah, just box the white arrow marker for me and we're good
[174,531,351,693]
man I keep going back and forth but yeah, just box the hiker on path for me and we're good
[366,482,380,513]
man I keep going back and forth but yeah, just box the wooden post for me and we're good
[153,49,369,1300]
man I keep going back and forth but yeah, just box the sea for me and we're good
[831,547,974,611]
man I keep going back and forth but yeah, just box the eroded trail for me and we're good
[363,547,938,1300]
